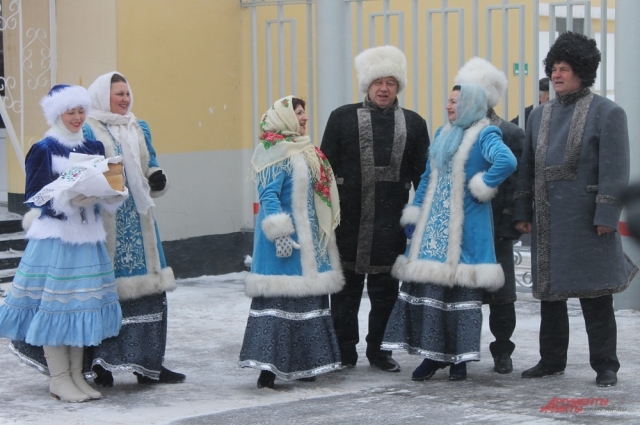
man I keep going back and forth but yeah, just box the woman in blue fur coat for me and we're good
[0,85,123,402]
[381,84,517,381]
[82,72,184,386]
[239,96,344,389]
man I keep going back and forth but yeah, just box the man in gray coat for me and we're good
[514,31,638,387]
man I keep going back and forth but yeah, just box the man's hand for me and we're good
[515,221,532,234]
[597,225,615,235]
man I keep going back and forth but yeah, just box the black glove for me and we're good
[148,170,167,191]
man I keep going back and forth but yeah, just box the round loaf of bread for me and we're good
[104,162,124,191]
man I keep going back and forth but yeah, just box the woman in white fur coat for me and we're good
[381,84,516,381]
[81,72,185,386]
[239,96,344,389]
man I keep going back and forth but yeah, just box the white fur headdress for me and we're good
[355,45,407,94]
[40,84,92,126]
[453,57,507,109]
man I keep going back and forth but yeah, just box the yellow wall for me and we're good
[57,0,117,86]
[115,0,253,155]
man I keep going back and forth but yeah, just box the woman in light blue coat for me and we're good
[382,84,517,381]
[239,96,344,389]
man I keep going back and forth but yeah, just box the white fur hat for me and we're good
[355,45,407,94]
[40,84,92,126]
[453,57,507,109]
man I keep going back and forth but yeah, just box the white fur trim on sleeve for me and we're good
[261,212,295,241]
[22,209,41,231]
[400,204,421,227]
[468,172,498,202]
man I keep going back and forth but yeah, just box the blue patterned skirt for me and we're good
[86,292,168,378]
[381,282,483,364]
[0,238,122,347]
[239,295,342,380]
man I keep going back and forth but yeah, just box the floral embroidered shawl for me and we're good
[250,95,340,251]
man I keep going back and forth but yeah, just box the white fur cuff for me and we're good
[22,209,41,231]
[261,212,295,241]
[400,204,421,227]
[468,172,498,202]
[147,166,169,198]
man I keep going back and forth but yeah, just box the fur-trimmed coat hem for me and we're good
[392,255,505,291]
[244,270,345,298]
[115,267,176,301]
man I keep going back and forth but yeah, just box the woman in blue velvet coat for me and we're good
[0,85,123,402]
[381,84,517,381]
[239,95,344,389]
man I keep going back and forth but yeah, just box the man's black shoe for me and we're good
[493,354,513,374]
[521,362,564,378]
[369,353,401,372]
[340,348,358,368]
[596,370,617,387]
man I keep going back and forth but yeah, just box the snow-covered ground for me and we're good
[1,274,639,424]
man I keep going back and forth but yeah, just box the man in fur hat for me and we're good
[453,57,524,375]
[321,45,429,372]
[514,31,637,387]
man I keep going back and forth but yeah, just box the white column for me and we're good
[613,0,640,310]
[316,0,349,141]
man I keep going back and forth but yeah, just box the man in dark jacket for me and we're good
[511,78,549,128]
[454,57,524,374]
[321,45,429,372]
[514,32,638,387]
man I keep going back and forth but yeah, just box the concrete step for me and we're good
[0,231,27,252]
[0,249,23,271]
[0,268,16,284]
[0,219,22,234]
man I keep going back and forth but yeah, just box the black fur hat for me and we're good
[543,31,601,88]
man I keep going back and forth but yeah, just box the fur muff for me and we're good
[454,57,508,109]
[355,45,407,94]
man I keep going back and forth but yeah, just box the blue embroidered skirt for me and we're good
[0,238,122,347]
[381,282,483,364]
[239,295,342,380]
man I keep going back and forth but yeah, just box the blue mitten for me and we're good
[404,224,416,239]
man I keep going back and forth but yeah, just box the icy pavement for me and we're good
[1,274,640,425]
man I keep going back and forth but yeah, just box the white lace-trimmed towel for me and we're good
[27,153,128,207]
